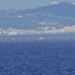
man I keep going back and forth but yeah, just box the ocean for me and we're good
[0,34,75,75]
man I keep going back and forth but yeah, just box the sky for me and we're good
[0,0,75,10]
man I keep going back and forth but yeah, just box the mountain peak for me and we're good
[59,2,71,4]
[0,1,75,34]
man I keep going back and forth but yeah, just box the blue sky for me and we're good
[0,0,75,10]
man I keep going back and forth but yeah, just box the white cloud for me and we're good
[73,3,75,5]
[59,25,75,33]
[39,21,46,25]
[17,15,22,18]
[49,25,75,34]
[0,25,75,35]
[51,2,59,5]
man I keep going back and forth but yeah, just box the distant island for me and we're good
[0,2,75,35]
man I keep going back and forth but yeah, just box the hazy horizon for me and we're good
[0,0,75,10]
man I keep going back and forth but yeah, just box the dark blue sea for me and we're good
[0,34,75,75]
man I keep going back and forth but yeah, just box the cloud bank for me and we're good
[0,25,75,35]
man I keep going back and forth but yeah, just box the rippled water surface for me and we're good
[0,35,75,75]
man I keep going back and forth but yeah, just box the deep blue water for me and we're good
[0,35,75,75]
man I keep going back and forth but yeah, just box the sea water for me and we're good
[0,34,75,75]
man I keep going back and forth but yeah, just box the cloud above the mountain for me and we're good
[51,2,59,5]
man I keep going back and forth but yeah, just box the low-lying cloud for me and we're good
[0,25,75,35]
